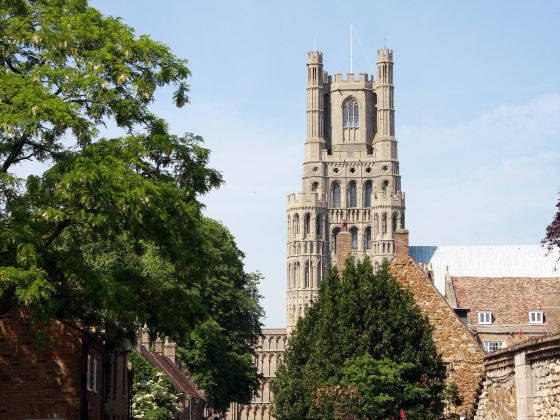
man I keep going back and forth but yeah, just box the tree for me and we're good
[130,352,183,420]
[0,1,262,409]
[271,258,446,420]
[177,218,263,411]
[543,194,560,260]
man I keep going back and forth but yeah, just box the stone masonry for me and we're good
[390,230,486,417]
[475,334,560,419]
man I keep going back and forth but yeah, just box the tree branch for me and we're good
[43,219,71,248]
[1,137,27,173]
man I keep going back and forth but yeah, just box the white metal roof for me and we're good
[409,245,560,293]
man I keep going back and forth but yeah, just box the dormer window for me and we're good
[529,311,543,324]
[343,97,359,128]
[478,311,492,324]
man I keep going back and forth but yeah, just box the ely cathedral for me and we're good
[286,48,404,331]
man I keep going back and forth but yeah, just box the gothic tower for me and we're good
[286,48,405,332]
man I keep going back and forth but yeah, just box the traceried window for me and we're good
[364,181,372,207]
[343,97,359,128]
[478,311,492,324]
[483,341,504,353]
[331,182,341,208]
[348,181,357,208]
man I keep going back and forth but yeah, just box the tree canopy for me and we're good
[271,258,446,419]
[543,194,560,259]
[1,0,262,409]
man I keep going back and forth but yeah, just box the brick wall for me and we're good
[390,232,486,417]
[0,312,130,420]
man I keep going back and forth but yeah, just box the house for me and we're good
[0,311,131,420]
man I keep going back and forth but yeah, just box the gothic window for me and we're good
[382,179,389,194]
[343,97,359,128]
[316,214,322,237]
[311,181,319,192]
[392,212,398,234]
[364,181,372,207]
[364,226,372,250]
[347,181,357,207]
[316,261,322,288]
[331,182,341,208]
[304,261,310,288]
[381,213,387,234]
[304,213,311,237]
[332,227,341,251]
[400,212,405,229]
[350,227,358,250]
[293,214,300,237]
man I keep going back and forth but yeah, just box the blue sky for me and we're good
[86,1,560,327]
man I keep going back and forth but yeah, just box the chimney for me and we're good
[394,229,409,259]
[336,231,353,271]
[163,338,177,364]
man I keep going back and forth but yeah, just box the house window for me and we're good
[483,341,504,353]
[529,311,543,324]
[478,311,492,324]
[343,97,359,128]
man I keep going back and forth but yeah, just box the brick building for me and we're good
[446,276,560,353]
[0,312,131,420]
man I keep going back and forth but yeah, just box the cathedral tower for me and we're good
[286,48,406,332]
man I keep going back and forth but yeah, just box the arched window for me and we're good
[316,214,322,237]
[382,179,389,194]
[295,261,300,288]
[304,261,310,288]
[332,227,341,251]
[293,214,300,237]
[350,227,358,250]
[381,213,387,234]
[374,214,379,234]
[392,212,398,234]
[311,182,319,192]
[364,226,372,250]
[348,181,357,208]
[304,213,311,237]
[316,261,322,288]
[364,181,372,207]
[343,97,359,128]
[400,212,405,229]
[331,182,341,208]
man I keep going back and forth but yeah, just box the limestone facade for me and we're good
[474,334,560,419]
[287,48,405,332]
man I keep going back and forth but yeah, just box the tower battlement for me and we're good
[377,48,393,63]
[307,51,323,64]
[329,73,373,83]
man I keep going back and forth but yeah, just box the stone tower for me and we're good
[286,49,405,331]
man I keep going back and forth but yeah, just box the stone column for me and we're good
[515,351,534,419]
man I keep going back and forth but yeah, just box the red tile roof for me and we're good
[140,345,203,399]
[451,276,560,326]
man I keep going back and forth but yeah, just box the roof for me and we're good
[409,245,560,292]
[451,276,560,326]
[140,345,203,399]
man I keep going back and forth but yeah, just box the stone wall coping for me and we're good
[261,328,288,335]
[485,333,560,366]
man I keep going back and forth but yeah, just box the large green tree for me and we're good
[0,0,262,408]
[271,258,446,420]
[178,218,263,411]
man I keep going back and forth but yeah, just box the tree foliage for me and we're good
[0,0,263,409]
[543,194,560,259]
[271,258,446,420]
[177,218,263,411]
